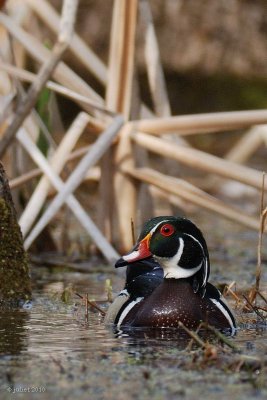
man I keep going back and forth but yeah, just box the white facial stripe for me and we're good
[122,220,170,262]
[183,233,208,287]
[123,250,140,262]
[210,298,236,336]
[117,297,144,328]
[150,219,170,235]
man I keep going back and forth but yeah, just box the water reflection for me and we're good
[0,310,29,356]
[0,271,265,366]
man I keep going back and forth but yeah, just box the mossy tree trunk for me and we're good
[0,162,31,306]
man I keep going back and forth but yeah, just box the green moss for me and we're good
[0,168,31,306]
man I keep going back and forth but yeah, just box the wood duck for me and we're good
[108,216,236,335]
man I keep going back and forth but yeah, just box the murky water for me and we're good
[0,214,266,400]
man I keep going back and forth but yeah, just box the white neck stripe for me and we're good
[183,233,208,287]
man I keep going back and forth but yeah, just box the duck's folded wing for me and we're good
[104,289,129,324]
[205,282,236,335]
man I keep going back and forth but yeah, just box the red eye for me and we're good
[160,223,175,237]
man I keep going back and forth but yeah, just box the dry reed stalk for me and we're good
[9,168,41,189]
[25,0,107,85]
[0,0,79,158]
[22,115,123,261]
[124,166,260,230]
[105,0,137,117]
[100,0,138,249]
[260,129,267,146]
[0,12,103,112]
[225,125,264,163]
[45,167,100,198]
[139,0,182,216]
[223,281,236,297]
[149,185,193,213]
[10,165,100,191]
[17,125,119,262]
[256,174,266,292]
[135,110,267,135]
[19,112,90,237]
[249,173,267,304]
[25,0,154,121]
[131,132,266,191]
[223,283,244,308]
[140,0,171,117]
[0,62,115,117]
[9,144,102,190]
[114,125,138,250]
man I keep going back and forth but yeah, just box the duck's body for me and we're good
[115,279,235,334]
[108,216,236,335]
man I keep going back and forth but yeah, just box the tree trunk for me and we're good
[0,162,31,307]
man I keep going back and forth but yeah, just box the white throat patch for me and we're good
[158,237,202,279]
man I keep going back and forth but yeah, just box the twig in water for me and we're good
[224,284,244,308]
[186,323,202,351]
[179,322,220,361]
[223,281,236,296]
[85,293,89,322]
[256,290,267,305]
[178,321,206,348]
[199,323,239,351]
[75,293,106,316]
[243,295,265,320]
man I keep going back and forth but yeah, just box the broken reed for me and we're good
[75,292,106,316]
[249,172,266,305]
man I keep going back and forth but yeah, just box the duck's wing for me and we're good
[104,289,129,325]
[205,282,236,335]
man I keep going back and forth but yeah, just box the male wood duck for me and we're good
[107,216,236,335]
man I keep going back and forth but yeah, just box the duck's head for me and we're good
[115,217,163,283]
[115,216,210,297]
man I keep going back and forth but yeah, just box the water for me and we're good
[0,215,266,399]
